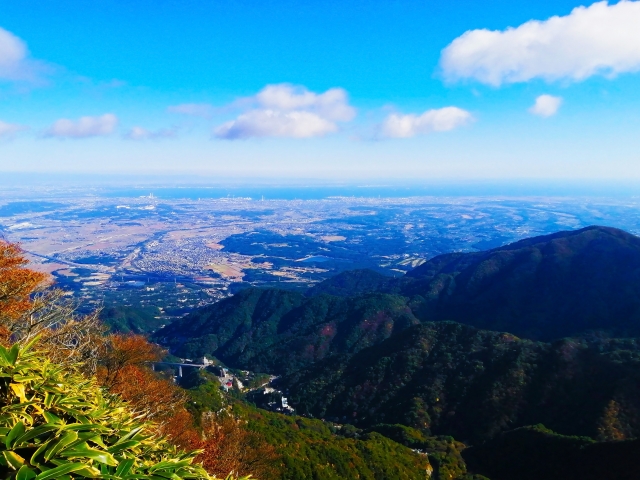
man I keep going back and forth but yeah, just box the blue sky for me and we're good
[1,0,640,181]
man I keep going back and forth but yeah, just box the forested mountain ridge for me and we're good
[400,225,640,340]
[306,268,394,297]
[153,288,420,374]
[155,225,640,370]
[279,322,640,442]
[149,226,640,479]
[308,225,640,340]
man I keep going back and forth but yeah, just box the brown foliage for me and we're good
[104,364,188,423]
[95,333,187,424]
[95,332,279,478]
[98,333,165,389]
[189,414,279,479]
[158,407,202,449]
[0,241,48,321]
[0,241,106,373]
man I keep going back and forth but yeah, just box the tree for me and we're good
[98,333,165,389]
[189,414,279,479]
[0,241,107,373]
[0,241,48,326]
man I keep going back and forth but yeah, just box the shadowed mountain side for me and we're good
[463,425,640,480]
[306,269,394,297]
[153,288,420,374]
[400,226,640,340]
[280,322,640,443]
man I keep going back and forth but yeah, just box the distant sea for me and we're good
[100,182,640,200]
[1,173,639,200]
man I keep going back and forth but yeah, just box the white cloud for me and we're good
[379,107,473,138]
[213,84,356,139]
[0,27,45,82]
[0,27,27,79]
[0,120,26,139]
[529,94,563,117]
[214,110,337,139]
[440,1,640,85]
[255,84,355,122]
[44,114,118,139]
[167,103,214,117]
[124,126,177,140]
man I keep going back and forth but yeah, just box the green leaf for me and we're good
[2,450,25,470]
[12,373,40,382]
[34,462,87,480]
[43,392,57,408]
[61,445,118,466]
[107,439,139,454]
[149,459,193,472]
[14,424,59,447]
[20,335,42,355]
[115,458,135,476]
[30,438,52,466]
[112,427,144,446]
[7,343,20,365]
[149,473,182,480]
[71,464,102,478]
[5,421,25,449]
[44,431,78,461]
[60,423,109,432]
[0,345,11,366]
[16,465,37,480]
[42,412,62,425]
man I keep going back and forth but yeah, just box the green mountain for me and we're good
[155,226,640,374]
[400,226,640,340]
[280,322,640,443]
[239,404,456,480]
[149,225,640,479]
[153,288,419,374]
[184,375,483,479]
[100,305,165,334]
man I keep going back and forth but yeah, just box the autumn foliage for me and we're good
[98,333,165,388]
[96,335,279,478]
[189,415,279,479]
[0,241,48,321]
[0,240,277,479]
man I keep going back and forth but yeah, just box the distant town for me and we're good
[2,186,640,320]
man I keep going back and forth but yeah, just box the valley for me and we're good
[153,225,640,479]
[4,188,640,479]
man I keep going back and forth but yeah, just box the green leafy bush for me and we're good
[0,340,243,479]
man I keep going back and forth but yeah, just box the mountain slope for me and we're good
[156,226,640,372]
[153,288,420,374]
[401,226,640,340]
[280,322,640,442]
